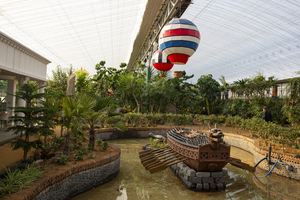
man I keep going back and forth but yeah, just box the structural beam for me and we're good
[127,0,192,71]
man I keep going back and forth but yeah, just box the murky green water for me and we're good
[72,138,300,200]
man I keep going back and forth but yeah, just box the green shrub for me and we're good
[0,164,43,196]
[149,138,167,148]
[0,159,34,179]
[96,139,102,146]
[88,154,95,159]
[74,151,84,160]
[59,154,68,164]
[80,147,87,154]
[102,142,108,150]
[81,135,87,142]
[77,142,83,147]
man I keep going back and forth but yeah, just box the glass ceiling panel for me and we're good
[177,0,300,83]
[1,0,300,83]
[0,0,148,76]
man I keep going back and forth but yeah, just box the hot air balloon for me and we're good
[159,18,200,65]
[152,49,174,72]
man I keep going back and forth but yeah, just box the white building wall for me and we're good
[0,31,50,81]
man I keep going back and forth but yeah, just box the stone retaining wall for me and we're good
[34,158,120,200]
[10,144,121,200]
[170,162,227,192]
[95,127,170,140]
[223,133,300,180]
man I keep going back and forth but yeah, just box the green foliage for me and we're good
[0,164,43,196]
[45,65,75,96]
[149,138,167,148]
[6,83,54,160]
[102,142,108,150]
[77,142,82,147]
[0,159,34,179]
[74,151,84,160]
[87,144,92,150]
[59,154,68,164]
[80,147,87,154]
[88,153,95,159]
[75,68,91,94]
[96,139,102,146]
[196,74,220,114]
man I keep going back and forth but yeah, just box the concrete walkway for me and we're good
[0,127,17,145]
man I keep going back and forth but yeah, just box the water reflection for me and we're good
[72,138,300,200]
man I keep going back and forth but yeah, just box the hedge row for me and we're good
[195,114,300,151]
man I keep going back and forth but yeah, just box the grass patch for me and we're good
[0,164,43,196]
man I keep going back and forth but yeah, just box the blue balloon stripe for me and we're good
[159,41,198,51]
[169,19,196,26]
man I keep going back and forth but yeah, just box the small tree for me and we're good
[196,74,220,115]
[61,96,81,155]
[79,94,127,150]
[6,83,54,160]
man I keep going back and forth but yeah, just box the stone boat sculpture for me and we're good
[139,124,254,174]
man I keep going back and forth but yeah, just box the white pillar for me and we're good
[38,81,46,109]
[38,81,46,94]
[6,79,17,125]
[17,76,30,119]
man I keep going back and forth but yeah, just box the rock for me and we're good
[186,168,196,177]
[196,172,210,177]
[202,177,214,184]
[211,171,223,178]
[66,74,76,95]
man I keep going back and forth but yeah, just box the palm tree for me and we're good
[61,96,82,155]
[79,94,128,150]
[219,75,228,100]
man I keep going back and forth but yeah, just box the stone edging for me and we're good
[95,127,170,141]
[10,144,121,200]
[223,133,300,181]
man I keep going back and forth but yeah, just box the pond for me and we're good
[72,138,300,200]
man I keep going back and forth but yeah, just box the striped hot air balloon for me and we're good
[152,50,174,71]
[159,18,200,65]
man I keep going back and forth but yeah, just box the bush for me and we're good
[0,164,43,196]
[0,159,34,180]
[88,154,95,159]
[59,154,68,165]
[80,147,87,154]
[77,142,82,147]
[74,151,84,160]
[102,142,108,150]
[96,139,102,146]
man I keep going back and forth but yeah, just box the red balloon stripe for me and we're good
[161,29,200,39]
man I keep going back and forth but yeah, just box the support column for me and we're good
[6,79,17,125]
[17,76,30,118]
[38,81,46,107]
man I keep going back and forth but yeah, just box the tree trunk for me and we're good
[63,130,71,155]
[206,99,210,115]
[23,133,30,160]
[89,125,95,150]
[60,125,64,137]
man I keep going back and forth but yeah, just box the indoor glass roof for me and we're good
[0,0,148,76]
[1,0,300,83]
[179,0,300,83]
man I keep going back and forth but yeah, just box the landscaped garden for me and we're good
[0,60,299,199]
